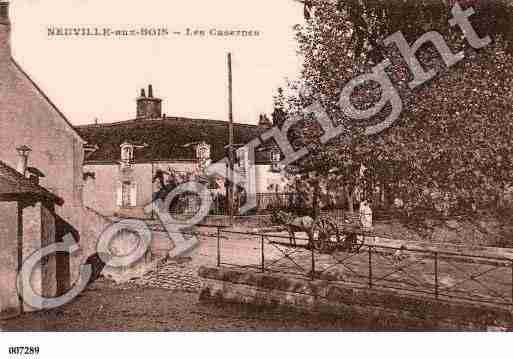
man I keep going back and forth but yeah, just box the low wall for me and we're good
[367,236,513,260]
[201,215,273,228]
[198,266,513,330]
[71,206,113,283]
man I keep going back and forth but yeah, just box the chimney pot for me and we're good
[16,145,31,177]
[140,88,146,98]
[148,84,153,98]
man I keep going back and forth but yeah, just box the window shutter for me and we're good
[130,182,137,207]
[116,182,123,207]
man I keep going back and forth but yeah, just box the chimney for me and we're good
[136,84,162,119]
[258,114,272,129]
[0,1,10,63]
[16,145,31,178]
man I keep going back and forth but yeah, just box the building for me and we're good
[77,85,287,218]
[0,160,68,317]
[0,1,107,317]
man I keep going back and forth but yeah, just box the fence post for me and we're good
[368,245,373,288]
[511,260,513,308]
[311,243,315,281]
[217,227,221,267]
[261,234,265,273]
[434,252,439,299]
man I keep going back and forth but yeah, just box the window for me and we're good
[270,149,281,172]
[236,148,248,177]
[117,181,137,208]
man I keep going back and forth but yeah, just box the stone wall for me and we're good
[0,201,63,318]
[0,57,100,296]
[199,266,513,330]
[83,162,197,217]
[201,214,273,228]
[71,206,113,284]
[0,60,85,218]
[0,201,20,318]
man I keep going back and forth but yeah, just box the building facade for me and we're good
[77,85,287,218]
[0,1,108,317]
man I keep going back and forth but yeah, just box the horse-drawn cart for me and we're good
[275,210,372,253]
[311,214,370,252]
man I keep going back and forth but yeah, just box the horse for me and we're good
[274,210,315,247]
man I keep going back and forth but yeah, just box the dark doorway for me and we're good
[55,250,70,296]
[55,215,78,296]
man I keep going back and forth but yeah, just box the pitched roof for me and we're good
[76,117,273,164]
[0,161,64,205]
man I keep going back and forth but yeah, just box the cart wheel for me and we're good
[353,233,365,253]
[342,232,365,253]
[312,217,339,252]
[339,233,352,252]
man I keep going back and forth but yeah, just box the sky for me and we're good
[10,0,304,126]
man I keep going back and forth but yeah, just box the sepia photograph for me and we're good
[0,0,512,357]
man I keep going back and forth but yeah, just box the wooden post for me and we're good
[435,252,439,299]
[217,227,221,267]
[227,52,234,225]
[261,234,265,273]
[151,162,155,220]
[313,180,320,219]
[368,245,373,288]
[511,260,513,308]
[311,243,315,281]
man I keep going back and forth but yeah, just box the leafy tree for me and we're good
[271,87,287,129]
[282,0,513,219]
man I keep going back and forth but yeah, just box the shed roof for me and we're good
[0,161,64,205]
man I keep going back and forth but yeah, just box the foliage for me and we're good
[281,0,513,218]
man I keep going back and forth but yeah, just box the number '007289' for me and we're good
[8,347,40,355]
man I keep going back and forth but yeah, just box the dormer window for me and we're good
[120,142,148,165]
[120,142,134,163]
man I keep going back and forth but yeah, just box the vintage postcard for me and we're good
[0,0,512,357]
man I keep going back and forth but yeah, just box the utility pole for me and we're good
[227,52,235,224]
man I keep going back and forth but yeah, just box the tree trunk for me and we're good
[345,185,354,214]
[380,182,385,208]
[313,181,320,219]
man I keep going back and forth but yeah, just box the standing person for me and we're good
[359,199,373,231]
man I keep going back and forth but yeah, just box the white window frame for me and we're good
[117,181,137,208]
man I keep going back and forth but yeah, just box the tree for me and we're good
[282,0,513,218]
[271,87,287,129]
[301,1,513,61]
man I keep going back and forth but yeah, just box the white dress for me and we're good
[360,204,373,230]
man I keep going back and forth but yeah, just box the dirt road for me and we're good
[1,279,437,331]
